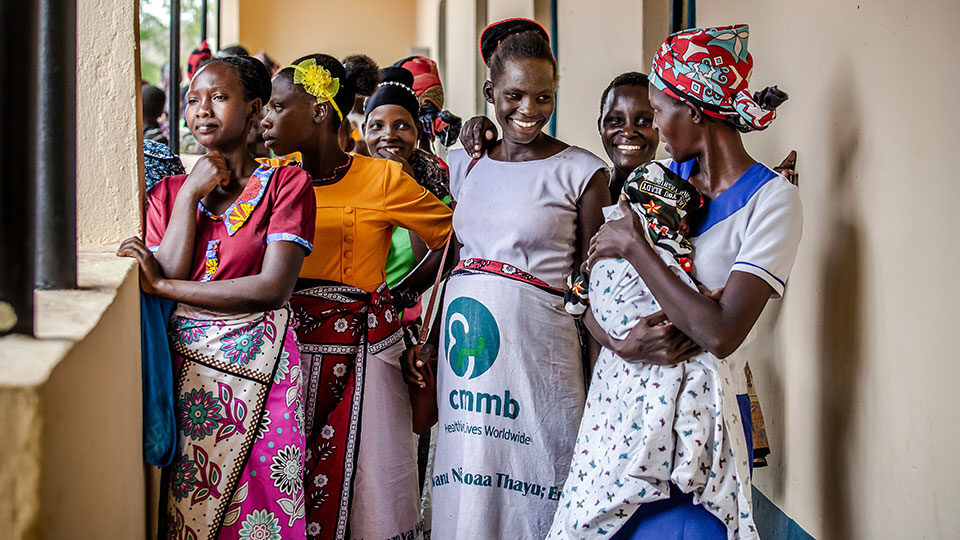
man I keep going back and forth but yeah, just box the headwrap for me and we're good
[650,24,788,133]
[288,58,344,121]
[186,40,212,80]
[479,18,550,65]
[394,56,443,110]
[623,161,705,266]
[364,66,420,121]
[392,56,462,146]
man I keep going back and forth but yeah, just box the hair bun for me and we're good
[379,66,415,89]
[480,18,549,65]
[753,86,789,111]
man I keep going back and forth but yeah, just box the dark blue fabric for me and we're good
[668,158,697,180]
[140,292,177,467]
[611,393,753,540]
[143,140,185,192]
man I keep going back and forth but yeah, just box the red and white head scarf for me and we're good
[650,24,787,132]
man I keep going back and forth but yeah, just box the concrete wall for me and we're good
[77,0,144,246]
[236,0,418,67]
[0,0,146,538]
[695,2,960,538]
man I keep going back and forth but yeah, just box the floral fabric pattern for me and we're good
[178,388,222,441]
[548,247,756,539]
[164,306,306,540]
[290,283,403,540]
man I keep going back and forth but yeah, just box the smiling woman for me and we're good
[598,72,658,199]
[424,18,611,540]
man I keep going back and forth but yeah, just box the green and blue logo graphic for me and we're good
[445,297,500,379]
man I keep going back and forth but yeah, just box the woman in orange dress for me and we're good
[259,53,452,540]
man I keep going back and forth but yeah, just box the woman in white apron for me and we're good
[410,18,609,539]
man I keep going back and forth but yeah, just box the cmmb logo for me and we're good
[444,296,500,379]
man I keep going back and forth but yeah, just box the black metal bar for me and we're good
[670,0,683,33]
[168,0,180,155]
[216,0,221,51]
[200,0,207,42]
[0,0,38,334]
[687,0,696,30]
[35,0,77,290]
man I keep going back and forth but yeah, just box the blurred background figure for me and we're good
[343,54,380,155]
[254,49,279,76]
[217,43,249,56]
[141,84,168,145]
[393,55,462,157]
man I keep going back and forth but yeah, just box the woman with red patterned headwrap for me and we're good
[549,25,801,540]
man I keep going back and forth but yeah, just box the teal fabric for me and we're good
[140,292,177,467]
[752,487,816,540]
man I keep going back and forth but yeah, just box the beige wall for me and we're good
[0,0,146,538]
[236,0,418,68]
[696,2,960,538]
[77,0,143,247]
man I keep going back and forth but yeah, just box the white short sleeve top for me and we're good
[667,158,803,392]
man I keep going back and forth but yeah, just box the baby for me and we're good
[552,162,758,539]
[564,160,699,323]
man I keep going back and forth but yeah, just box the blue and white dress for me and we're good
[550,159,802,540]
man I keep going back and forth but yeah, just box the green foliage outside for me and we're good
[139,0,212,87]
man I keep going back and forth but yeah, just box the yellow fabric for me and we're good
[256,153,301,168]
[301,154,452,292]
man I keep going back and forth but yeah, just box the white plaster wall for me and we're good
[77,0,143,247]
[695,2,960,538]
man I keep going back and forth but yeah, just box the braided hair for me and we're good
[203,55,271,105]
[488,30,557,86]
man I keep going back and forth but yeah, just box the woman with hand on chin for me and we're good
[259,54,452,540]
[119,56,313,539]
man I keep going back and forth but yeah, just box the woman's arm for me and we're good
[583,308,702,365]
[153,152,230,279]
[576,170,612,369]
[588,198,772,358]
[119,237,305,314]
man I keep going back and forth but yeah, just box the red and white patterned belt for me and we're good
[453,258,563,297]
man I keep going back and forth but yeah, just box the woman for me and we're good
[414,19,610,539]
[119,56,313,539]
[564,25,802,539]
[259,54,452,540]
[364,66,452,295]
[465,70,792,471]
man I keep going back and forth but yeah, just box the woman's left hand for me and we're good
[587,198,647,270]
[117,236,166,296]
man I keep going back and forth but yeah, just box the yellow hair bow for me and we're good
[289,58,343,121]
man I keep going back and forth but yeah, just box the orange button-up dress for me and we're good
[300,153,452,292]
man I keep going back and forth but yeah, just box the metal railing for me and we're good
[0,0,78,336]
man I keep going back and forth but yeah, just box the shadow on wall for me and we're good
[818,69,864,540]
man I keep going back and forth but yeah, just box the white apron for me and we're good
[431,272,586,539]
